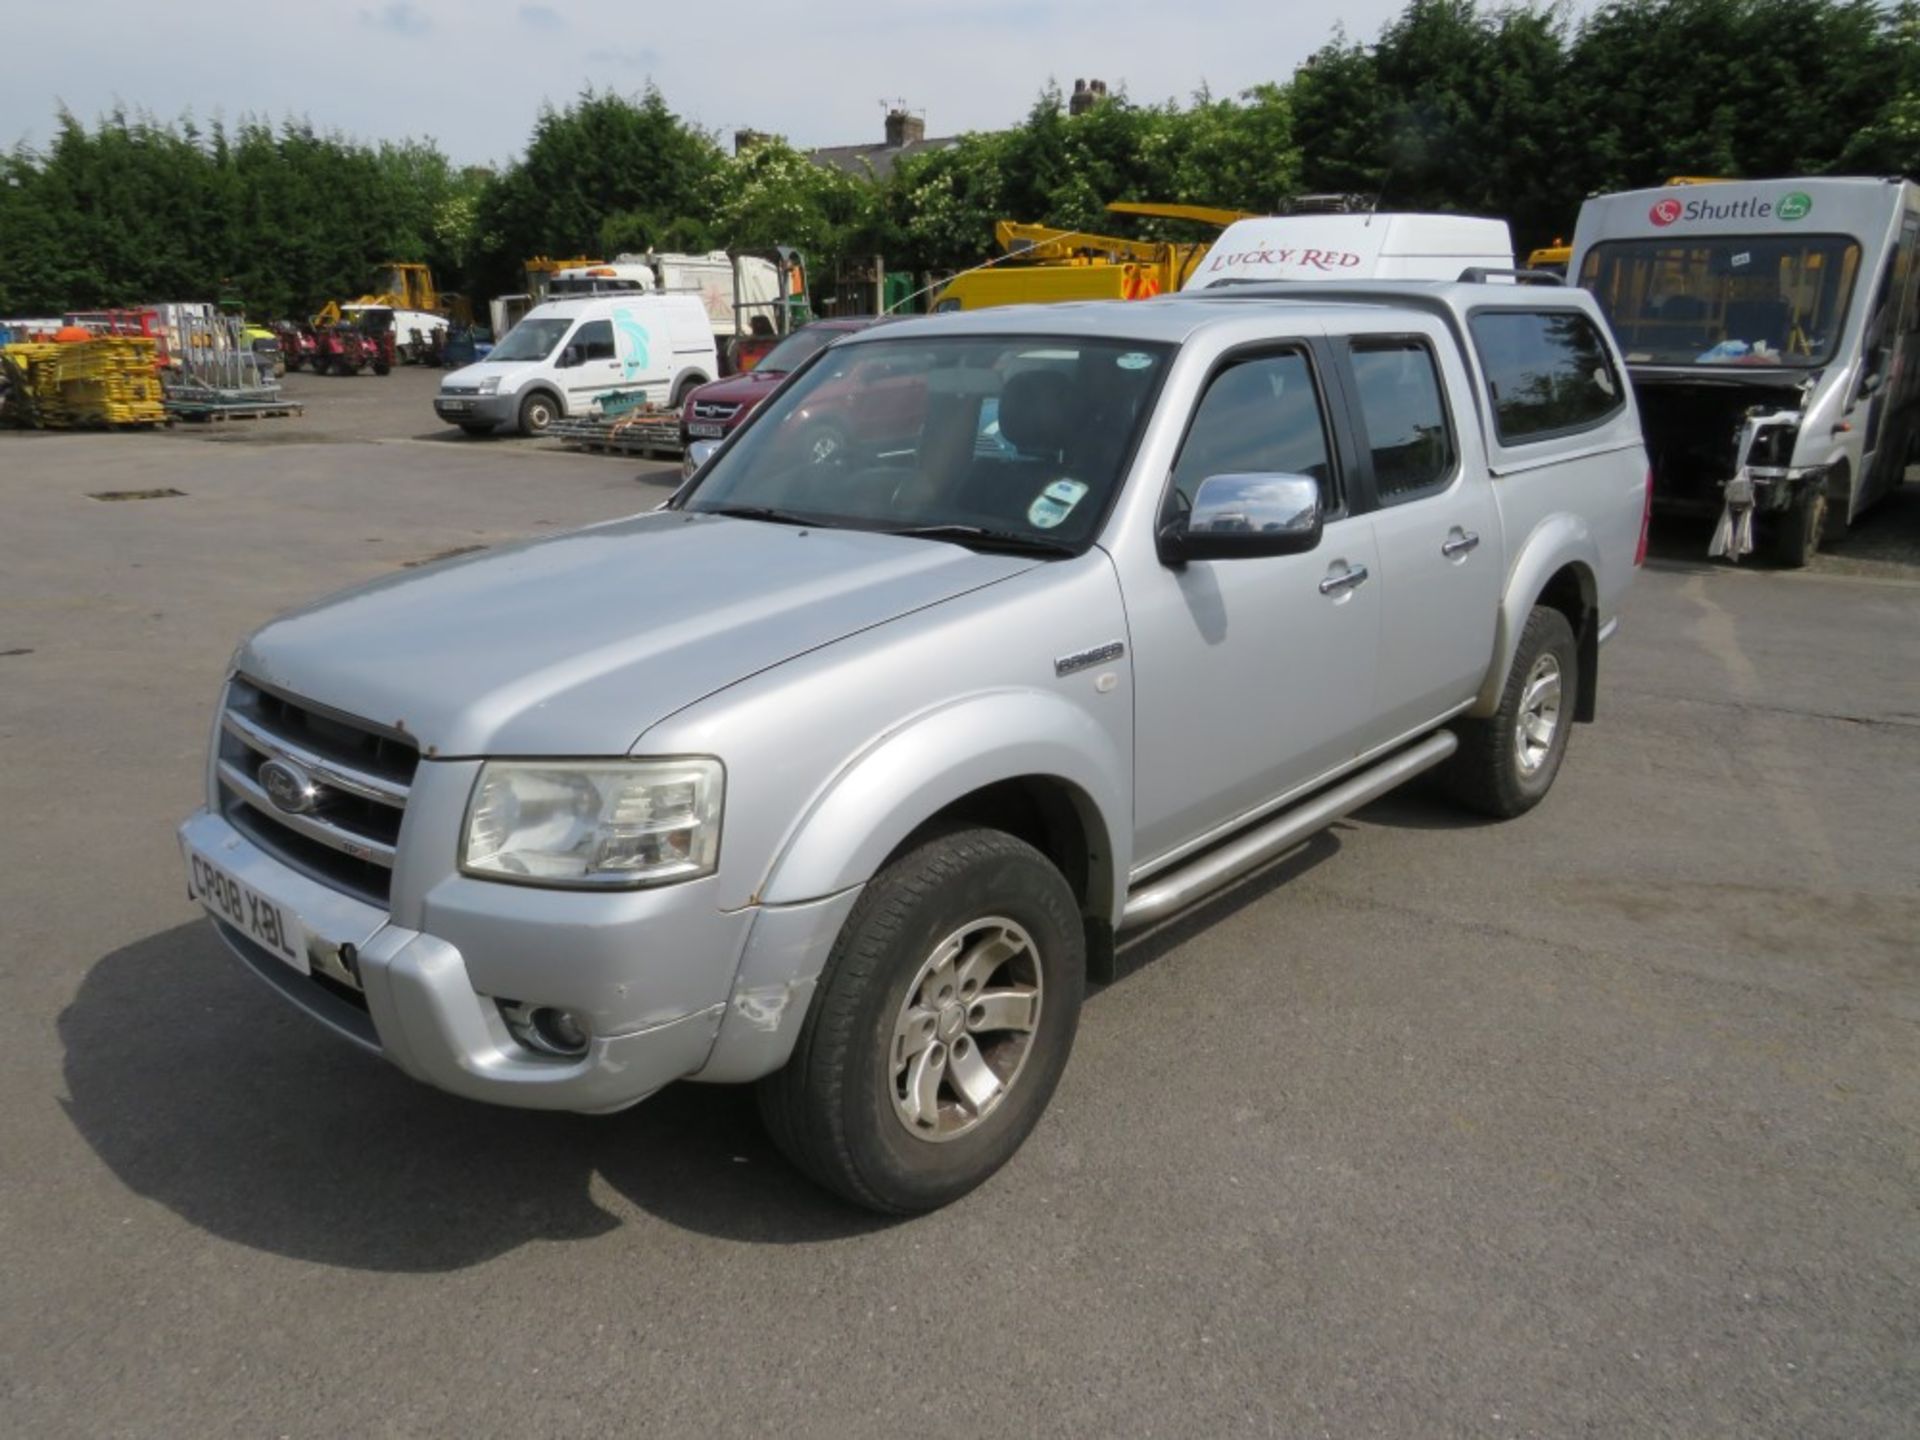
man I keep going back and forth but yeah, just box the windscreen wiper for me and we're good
[883,524,1077,557]
[703,504,820,527]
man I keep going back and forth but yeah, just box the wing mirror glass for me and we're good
[1159,473,1324,564]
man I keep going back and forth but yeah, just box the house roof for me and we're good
[806,135,960,180]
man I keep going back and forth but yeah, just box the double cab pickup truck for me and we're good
[181,281,1651,1213]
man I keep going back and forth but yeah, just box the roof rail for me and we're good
[1458,267,1565,286]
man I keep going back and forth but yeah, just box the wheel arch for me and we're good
[757,691,1129,930]
[1473,517,1600,722]
[670,367,710,406]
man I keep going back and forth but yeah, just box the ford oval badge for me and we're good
[259,758,319,815]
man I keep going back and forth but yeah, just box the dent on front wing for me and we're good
[692,886,865,1083]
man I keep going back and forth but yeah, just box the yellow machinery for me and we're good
[313,262,472,328]
[523,256,604,301]
[933,203,1256,312]
[1527,240,1572,275]
[1,336,168,428]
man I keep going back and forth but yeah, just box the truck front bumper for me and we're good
[433,392,517,427]
[179,807,857,1112]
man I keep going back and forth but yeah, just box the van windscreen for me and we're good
[1579,234,1861,367]
[487,317,571,363]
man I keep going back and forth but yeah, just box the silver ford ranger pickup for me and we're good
[180,281,1651,1213]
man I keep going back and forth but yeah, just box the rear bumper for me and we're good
[179,807,848,1112]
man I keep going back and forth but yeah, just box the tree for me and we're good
[470,88,722,295]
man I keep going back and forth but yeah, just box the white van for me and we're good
[433,294,718,437]
[1570,176,1920,564]
[549,252,784,344]
[1183,213,1515,288]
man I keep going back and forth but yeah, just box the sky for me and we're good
[3,0,1431,167]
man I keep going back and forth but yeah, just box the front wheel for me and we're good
[1443,605,1579,819]
[517,391,557,436]
[1764,486,1826,569]
[758,828,1085,1213]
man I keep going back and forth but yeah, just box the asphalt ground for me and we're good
[2,367,1916,1437]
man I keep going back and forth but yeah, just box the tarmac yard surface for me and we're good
[3,369,1916,1436]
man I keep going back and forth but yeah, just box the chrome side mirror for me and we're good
[681,437,721,482]
[1160,473,1324,564]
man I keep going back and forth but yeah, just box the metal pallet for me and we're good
[549,412,683,458]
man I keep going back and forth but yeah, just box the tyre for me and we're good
[517,391,557,436]
[1764,486,1825,569]
[758,827,1085,1214]
[372,361,391,376]
[1443,605,1579,819]
[459,423,493,437]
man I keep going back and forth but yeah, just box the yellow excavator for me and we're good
[931,202,1257,312]
[311,263,472,362]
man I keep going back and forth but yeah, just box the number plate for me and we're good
[439,398,472,413]
[687,421,725,438]
[187,849,309,974]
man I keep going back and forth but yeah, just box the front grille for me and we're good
[215,676,418,907]
[692,400,741,421]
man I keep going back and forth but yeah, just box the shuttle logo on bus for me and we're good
[1649,191,1813,227]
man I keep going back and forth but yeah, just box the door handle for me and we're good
[1442,530,1481,558]
[1318,563,1370,596]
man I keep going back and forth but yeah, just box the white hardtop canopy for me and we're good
[1184,213,1515,289]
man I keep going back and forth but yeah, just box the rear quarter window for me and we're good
[1469,309,1623,443]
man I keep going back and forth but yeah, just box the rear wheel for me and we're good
[1444,605,1579,819]
[758,828,1085,1214]
[517,391,557,436]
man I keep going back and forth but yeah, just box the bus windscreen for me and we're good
[1579,234,1861,367]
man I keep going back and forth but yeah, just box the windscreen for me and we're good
[1579,234,1861,367]
[755,326,838,373]
[680,335,1174,551]
[487,317,570,362]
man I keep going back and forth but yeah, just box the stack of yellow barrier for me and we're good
[1,337,167,428]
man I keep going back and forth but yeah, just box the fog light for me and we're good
[532,1007,589,1055]
[498,1000,591,1058]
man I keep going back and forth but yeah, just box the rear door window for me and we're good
[1469,310,1623,443]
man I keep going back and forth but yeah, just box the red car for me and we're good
[680,318,888,449]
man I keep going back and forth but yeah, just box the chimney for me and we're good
[733,128,775,155]
[884,107,925,148]
[1070,78,1108,116]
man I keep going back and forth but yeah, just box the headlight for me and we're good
[475,376,501,395]
[461,759,723,888]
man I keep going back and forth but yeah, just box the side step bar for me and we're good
[1120,730,1459,930]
